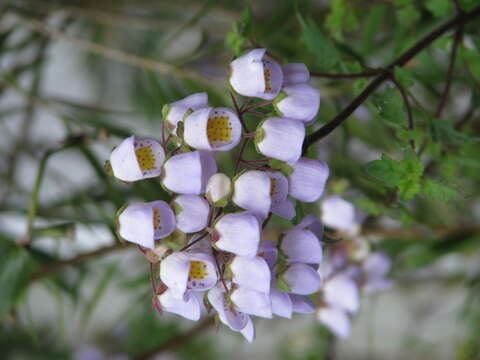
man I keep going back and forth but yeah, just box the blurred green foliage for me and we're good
[1,0,480,359]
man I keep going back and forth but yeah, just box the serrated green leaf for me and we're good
[422,179,460,202]
[372,87,406,127]
[365,154,403,187]
[297,14,340,71]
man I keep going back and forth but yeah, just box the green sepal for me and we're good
[272,91,287,116]
[213,196,229,207]
[171,200,183,215]
[276,276,291,293]
[268,158,293,176]
[162,229,187,250]
[104,160,113,176]
[182,108,194,121]
[114,203,130,244]
[162,103,171,120]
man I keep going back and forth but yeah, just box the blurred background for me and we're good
[1,0,480,359]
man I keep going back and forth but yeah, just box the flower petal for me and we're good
[185,252,218,292]
[214,212,260,258]
[271,199,296,220]
[173,195,210,233]
[158,289,201,321]
[292,215,324,240]
[231,286,272,318]
[282,63,310,86]
[256,117,305,163]
[281,229,323,264]
[258,240,278,269]
[240,317,256,343]
[230,256,271,293]
[233,170,272,221]
[289,158,329,202]
[321,196,357,232]
[159,252,190,299]
[165,92,208,132]
[270,287,292,318]
[206,173,232,206]
[323,274,360,314]
[290,294,316,314]
[117,202,154,248]
[259,57,283,100]
[162,151,217,194]
[151,200,176,239]
[207,285,248,331]
[275,84,320,123]
[229,49,266,98]
[317,306,350,339]
[282,263,322,295]
[363,251,391,278]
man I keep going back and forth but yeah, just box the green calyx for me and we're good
[162,104,171,120]
[268,158,293,176]
[276,277,291,293]
[162,230,187,250]
[272,91,287,116]
[171,201,183,215]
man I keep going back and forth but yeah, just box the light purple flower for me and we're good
[117,200,175,248]
[240,317,256,343]
[207,284,249,331]
[255,117,305,163]
[158,288,201,321]
[280,263,322,295]
[292,215,324,240]
[258,240,278,269]
[363,252,393,293]
[229,48,283,100]
[163,92,208,132]
[290,294,316,314]
[172,195,210,233]
[316,306,350,339]
[280,228,323,264]
[231,285,273,318]
[110,136,165,182]
[230,255,271,293]
[214,212,260,258]
[184,107,242,152]
[274,84,320,124]
[323,274,359,314]
[270,287,293,318]
[268,172,295,220]
[160,251,218,299]
[321,196,358,233]
[232,170,272,220]
[282,63,310,86]
[288,158,329,202]
[162,151,217,194]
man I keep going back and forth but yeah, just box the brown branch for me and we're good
[303,6,480,153]
[134,317,215,360]
[310,70,381,79]
[29,242,132,282]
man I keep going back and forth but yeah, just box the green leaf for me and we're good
[291,201,305,226]
[325,0,358,41]
[396,3,421,27]
[425,0,454,18]
[225,6,253,56]
[297,14,340,71]
[372,87,406,127]
[394,66,415,88]
[349,198,382,216]
[422,179,460,202]
[365,154,403,187]
[365,151,424,200]
[0,238,33,320]
[430,118,478,145]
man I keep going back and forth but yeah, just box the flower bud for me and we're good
[163,92,208,132]
[232,170,272,220]
[172,195,210,233]
[255,117,305,163]
[289,158,329,202]
[282,63,310,86]
[274,84,320,124]
[206,173,232,207]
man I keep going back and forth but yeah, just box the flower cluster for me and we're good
[106,48,391,342]
[317,196,393,338]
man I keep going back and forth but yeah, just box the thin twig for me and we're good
[389,76,415,150]
[241,100,272,114]
[30,242,132,282]
[310,70,381,78]
[303,6,480,152]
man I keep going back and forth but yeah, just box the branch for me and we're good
[390,76,415,150]
[29,242,132,282]
[303,6,480,152]
[310,70,381,79]
[134,317,215,360]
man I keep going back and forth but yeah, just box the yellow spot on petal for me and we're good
[189,261,208,280]
[264,69,272,93]
[135,146,156,171]
[207,116,232,143]
[270,178,277,197]
[153,208,161,230]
